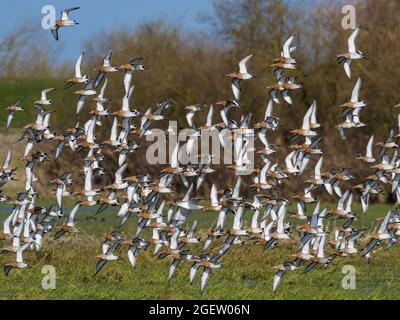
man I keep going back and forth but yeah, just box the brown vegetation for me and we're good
[1,0,400,200]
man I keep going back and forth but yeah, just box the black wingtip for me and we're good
[4,265,12,276]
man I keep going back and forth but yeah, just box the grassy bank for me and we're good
[0,203,399,299]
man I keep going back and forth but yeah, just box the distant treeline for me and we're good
[1,0,400,200]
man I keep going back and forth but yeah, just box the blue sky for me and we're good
[1,1,215,62]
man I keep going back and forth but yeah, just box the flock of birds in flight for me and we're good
[1,7,400,294]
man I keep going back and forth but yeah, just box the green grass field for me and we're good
[1,202,399,300]
[0,79,73,130]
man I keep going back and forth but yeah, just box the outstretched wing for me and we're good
[61,7,80,21]
[103,50,112,67]
[2,149,11,169]
[75,52,84,78]
[366,135,374,158]
[282,35,295,58]
[347,27,359,54]
[51,27,59,41]
[238,54,253,74]
[94,259,107,275]
[273,270,285,292]
[351,77,362,102]
[200,268,211,293]
[344,60,352,79]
